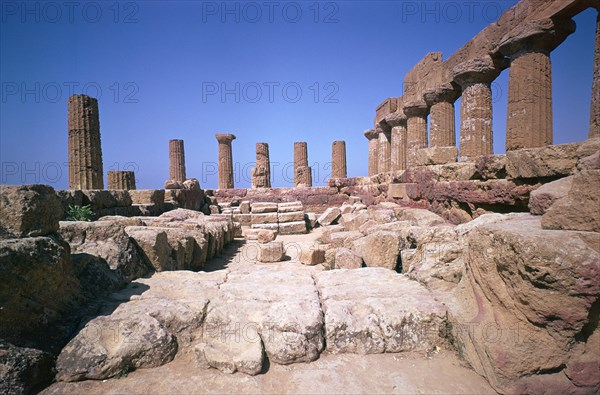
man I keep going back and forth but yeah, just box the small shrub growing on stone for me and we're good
[65,204,94,221]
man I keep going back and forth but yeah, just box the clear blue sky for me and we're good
[1,1,597,190]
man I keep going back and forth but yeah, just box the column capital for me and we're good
[452,57,503,87]
[215,133,236,143]
[384,111,407,128]
[364,129,378,140]
[423,82,460,106]
[403,102,429,118]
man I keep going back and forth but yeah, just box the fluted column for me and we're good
[252,142,271,188]
[384,107,408,172]
[364,129,379,176]
[377,127,392,173]
[457,80,493,161]
[293,142,312,187]
[68,94,104,190]
[332,140,347,178]
[429,101,456,147]
[506,50,553,150]
[216,133,236,189]
[591,12,600,138]
[404,106,428,167]
[107,170,136,190]
[169,139,186,182]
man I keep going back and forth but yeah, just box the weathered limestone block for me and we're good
[414,147,458,166]
[475,155,507,179]
[278,211,305,223]
[0,342,54,395]
[351,231,401,271]
[388,183,410,200]
[334,247,363,269]
[68,94,104,190]
[317,207,341,226]
[0,184,63,238]
[529,176,573,215]
[257,241,285,263]
[339,211,371,232]
[216,133,236,189]
[251,202,278,213]
[315,268,447,354]
[278,201,303,213]
[239,201,250,214]
[298,243,326,266]
[169,139,186,182]
[542,170,600,232]
[328,230,364,249]
[107,170,136,190]
[257,229,277,244]
[251,213,278,225]
[279,221,307,235]
[129,189,165,206]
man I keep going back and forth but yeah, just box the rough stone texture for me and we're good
[277,211,304,223]
[169,139,186,182]
[333,247,363,269]
[315,268,447,354]
[107,170,136,190]
[298,243,326,266]
[294,142,312,188]
[450,215,600,394]
[0,184,63,238]
[278,201,303,213]
[59,220,151,284]
[377,129,392,173]
[388,183,409,200]
[528,175,573,215]
[327,230,364,249]
[331,141,347,179]
[475,155,507,180]
[506,51,553,150]
[458,82,493,161]
[0,236,78,346]
[279,221,307,235]
[405,112,428,168]
[317,207,341,226]
[364,129,379,176]
[429,101,456,147]
[0,341,54,395]
[257,241,285,263]
[592,12,600,138]
[129,189,165,206]
[256,229,277,244]
[391,125,407,172]
[351,231,402,271]
[542,170,600,232]
[239,201,250,214]
[216,133,236,189]
[251,202,278,213]
[252,142,271,188]
[506,139,599,179]
[68,94,104,190]
[414,147,458,166]
[251,213,278,225]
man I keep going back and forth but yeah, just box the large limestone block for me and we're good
[0,342,54,394]
[351,231,402,271]
[278,211,305,223]
[334,247,363,269]
[528,176,573,215]
[298,243,326,266]
[542,170,600,232]
[0,184,63,238]
[251,212,278,225]
[257,241,285,263]
[328,230,364,248]
[339,211,371,231]
[449,215,600,393]
[279,221,307,235]
[317,207,341,226]
[414,147,458,166]
[277,201,304,213]
[314,268,446,354]
[129,189,165,206]
[251,202,278,213]
[125,227,172,271]
[257,229,277,244]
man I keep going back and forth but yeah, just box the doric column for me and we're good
[216,133,236,189]
[364,129,379,176]
[424,88,458,148]
[384,103,408,172]
[377,127,392,173]
[403,106,428,167]
[68,94,104,190]
[495,18,575,148]
[293,142,312,187]
[169,139,186,182]
[252,142,271,188]
[331,140,347,178]
[107,170,136,190]
[458,80,493,160]
[591,12,600,138]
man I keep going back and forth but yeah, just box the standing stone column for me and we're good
[252,142,271,188]
[293,142,312,187]
[68,94,104,190]
[429,101,455,147]
[169,139,186,182]
[364,129,379,176]
[384,102,408,172]
[107,170,136,190]
[404,106,428,167]
[331,140,347,178]
[591,12,600,138]
[377,127,392,173]
[216,133,236,189]
[458,80,493,160]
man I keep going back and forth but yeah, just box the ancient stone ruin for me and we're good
[1,1,600,394]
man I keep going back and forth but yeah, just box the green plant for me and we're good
[115,363,134,379]
[65,204,94,221]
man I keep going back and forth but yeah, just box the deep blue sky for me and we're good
[1,1,597,190]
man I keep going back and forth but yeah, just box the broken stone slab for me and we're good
[314,268,446,354]
[251,213,278,225]
[475,155,507,180]
[319,225,345,244]
[339,211,371,232]
[129,189,165,206]
[298,243,326,266]
[351,231,402,271]
[239,201,251,214]
[279,221,307,235]
[257,229,278,244]
[328,231,364,249]
[277,201,304,213]
[232,213,251,226]
[414,147,458,166]
[317,207,341,226]
[243,228,261,240]
[257,242,285,263]
[278,211,305,223]
[334,247,363,269]
[529,176,574,215]
[251,202,278,214]
[0,184,63,238]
